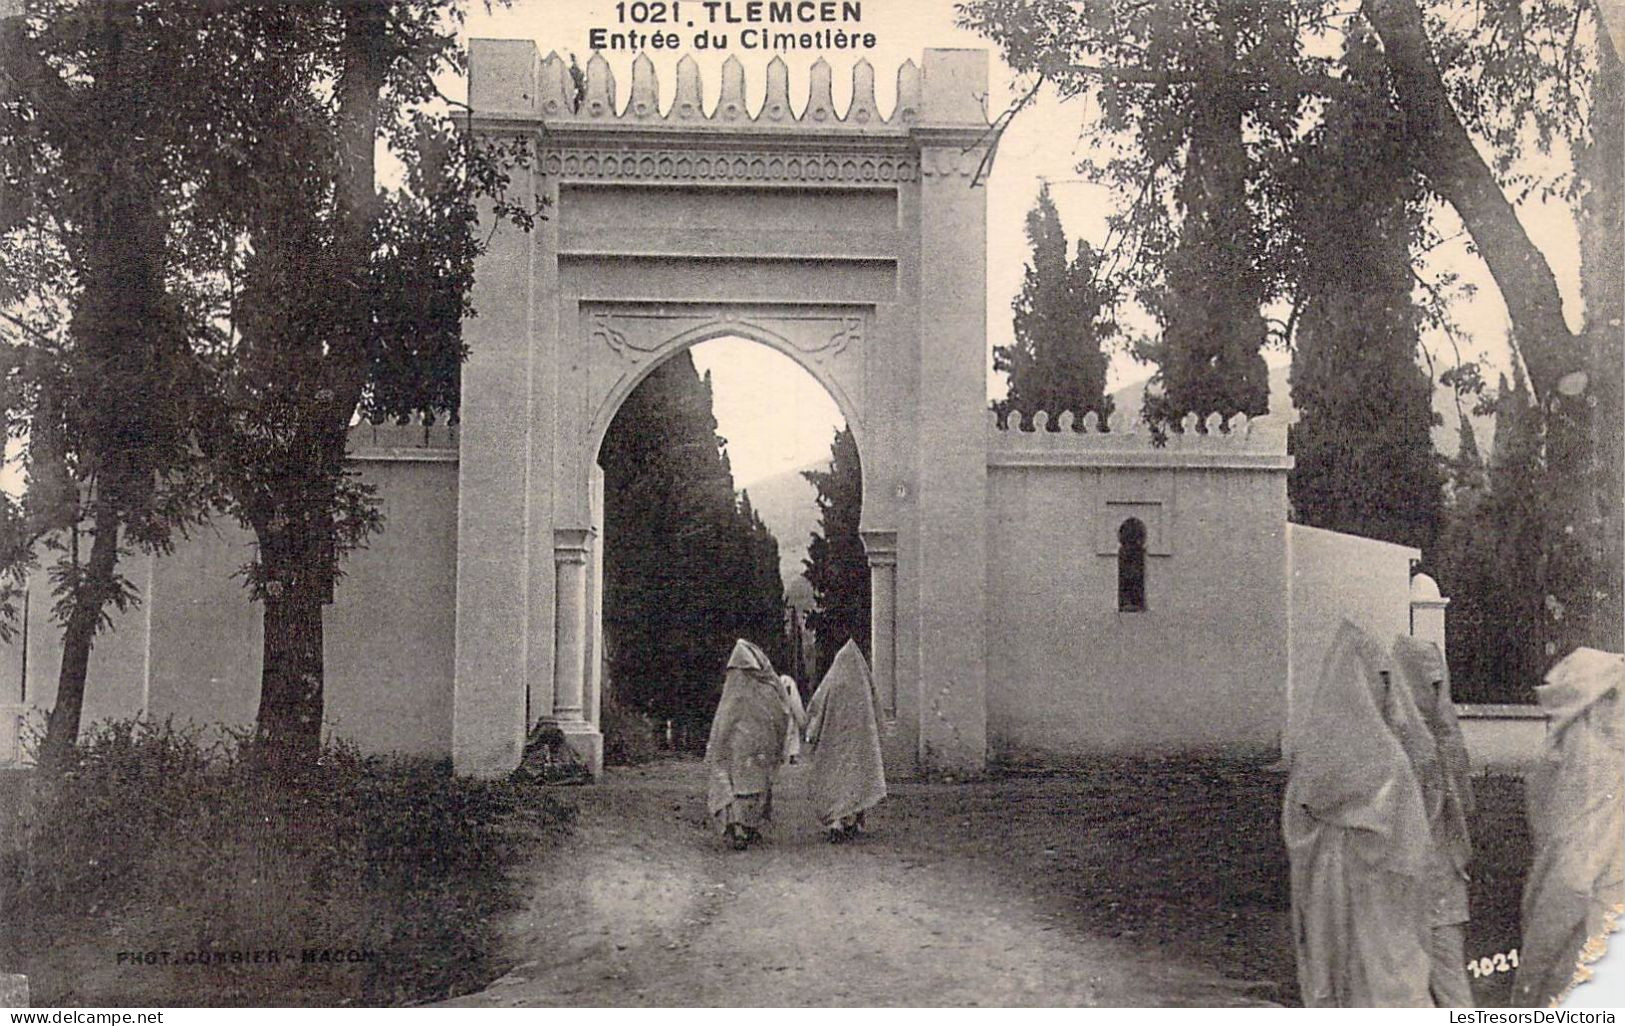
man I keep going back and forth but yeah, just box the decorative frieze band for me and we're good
[540,146,916,185]
[587,307,864,365]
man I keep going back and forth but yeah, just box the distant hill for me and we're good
[1106,361,1495,459]
[740,460,823,608]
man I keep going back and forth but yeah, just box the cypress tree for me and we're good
[1438,371,1544,702]
[1436,412,1494,700]
[1480,370,1546,699]
[734,489,789,674]
[1140,6,1271,436]
[1286,29,1444,558]
[994,182,1116,430]
[599,351,792,745]
[601,352,731,741]
[802,425,868,680]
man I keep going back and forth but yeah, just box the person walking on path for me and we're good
[1391,635,1477,1006]
[804,640,887,843]
[1283,621,1434,1006]
[1513,647,1624,1007]
[705,639,805,850]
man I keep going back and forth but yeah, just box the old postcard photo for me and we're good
[0,0,1621,1011]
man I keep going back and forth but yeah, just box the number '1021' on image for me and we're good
[1468,949,1519,978]
[614,2,864,24]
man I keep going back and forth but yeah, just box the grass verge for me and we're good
[0,720,573,1007]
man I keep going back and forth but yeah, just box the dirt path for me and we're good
[444,760,1281,1007]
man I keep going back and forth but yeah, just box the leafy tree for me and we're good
[0,1,217,766]
[176,2,536,765]
[963,1,1305,435]
[1364,0,1620,666]
[1286,29,1444,557]
[5,1,536,768]
[1574,21,1623,653]
[802,425,868,680]
[960,0,1623,664]
[994,182,1116,429]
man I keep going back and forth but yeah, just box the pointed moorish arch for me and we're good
[587,327,865,738]
[452,42,992,778]
[585,316,870,482]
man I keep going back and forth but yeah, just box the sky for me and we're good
[689,338,844,486]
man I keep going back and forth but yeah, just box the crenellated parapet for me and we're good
[348,419,459,462]
[465,40,994,140]
[467,42,990,188]
[480,46,922,131]
[986,409,1292,470]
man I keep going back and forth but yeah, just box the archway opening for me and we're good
[593,336,867,760]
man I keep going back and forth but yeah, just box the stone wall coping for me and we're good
[347,422,458,462]
[1455,703,1550,720]
[987,409,1291,470]
[987,451,1294,471]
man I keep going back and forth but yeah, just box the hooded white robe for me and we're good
[705,640,792,829]
[1392,635,1476,1006]
[805,640,887,830]
[1283,621,1435,1006]
[1512,647,1625,1007]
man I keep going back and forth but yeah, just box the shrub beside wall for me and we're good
[0,720,573,1007]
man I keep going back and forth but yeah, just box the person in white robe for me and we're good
[1392,635,1477,1006]
[1512,647,1624,1007]
[804,640,886,842]
[1282,620,1434,1006]
[704,640,805,851]
[780,674,807,765]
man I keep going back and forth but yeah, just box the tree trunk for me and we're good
[325,2,386,420]
[253,543,327,768]
[1364,0,1624,661]
[39,493,120,769]
[1582,27,1625,652]
[1362,0,1582,403]
[246,3,385,769]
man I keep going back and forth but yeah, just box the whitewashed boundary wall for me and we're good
[0,45,1508,777]
[984,411,1294,759]
[1284,521,1419,756]
[0,425,460,761]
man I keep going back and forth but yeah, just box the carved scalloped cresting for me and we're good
[533,50,918,126]
[987,408,1289,454]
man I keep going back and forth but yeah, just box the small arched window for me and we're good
[1117,517,1147,613]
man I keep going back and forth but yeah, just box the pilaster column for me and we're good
[550,528,592,722]
[546,527,603,776]
[906,48,992,774]
[1409,572,1450,651]
[862,529,899,718]
[451,43,541,778]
